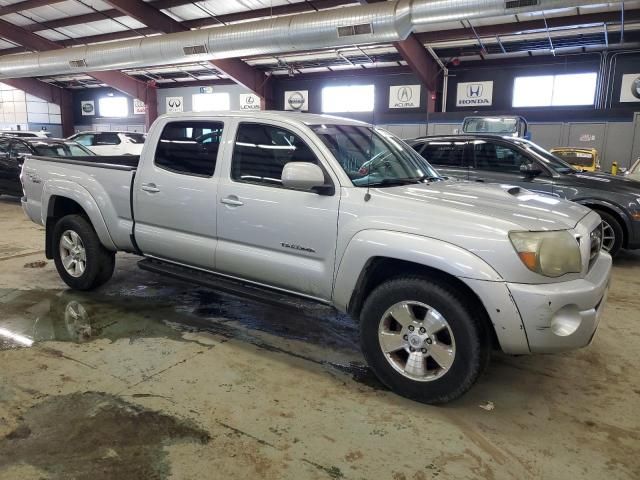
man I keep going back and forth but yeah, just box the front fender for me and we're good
[42,180,117,251]
[574,198,630,228]
[332,230,503,311]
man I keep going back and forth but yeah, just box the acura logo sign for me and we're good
[397,87,412,102]
[467,84,483,97]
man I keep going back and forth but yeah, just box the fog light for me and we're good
[550,304,582,337]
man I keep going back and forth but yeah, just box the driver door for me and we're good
[215,120,340,301]
[469,140,555,195]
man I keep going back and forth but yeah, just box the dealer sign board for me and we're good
[389,85,421,109]
[620,73,640,103]
[166,96,184,113]
[456,81,494,107]
[240,93,261,111]
[284,90,309,111]
[81,100,95,116]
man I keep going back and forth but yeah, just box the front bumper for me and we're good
[507,252,612,353]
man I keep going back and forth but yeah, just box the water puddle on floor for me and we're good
[0,280,385,390]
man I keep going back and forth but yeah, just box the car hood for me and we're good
[558,171,640,195]
[369,179,590,231]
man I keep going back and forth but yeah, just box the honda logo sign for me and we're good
[389,85,420,109]
[456,81,493,107]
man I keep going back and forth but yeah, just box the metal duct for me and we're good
[0,0,614,79]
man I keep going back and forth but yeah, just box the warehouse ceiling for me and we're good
[0,0,639,89]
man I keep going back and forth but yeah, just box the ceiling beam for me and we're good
[393,35,439,92]
[2,77,74,137]
[103,0,272,102]
[0,19,157,128]
[0,0,66,16]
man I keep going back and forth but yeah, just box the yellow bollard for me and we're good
[611,161,618,176]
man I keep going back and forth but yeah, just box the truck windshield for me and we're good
[310,124,441,187]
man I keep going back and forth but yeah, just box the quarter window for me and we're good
[155,121,224,177]
[473,141,531,173]
[74,134,95,146]
[231,123,319,187]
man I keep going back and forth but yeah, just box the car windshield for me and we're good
[515,140,577,174]
[310,124,441,187]
[32,142,95,157]
[552,150,594,167]
[463,117,519,134]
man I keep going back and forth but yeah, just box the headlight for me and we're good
[509,231,582,277]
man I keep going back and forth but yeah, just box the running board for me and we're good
[137,258,324,310]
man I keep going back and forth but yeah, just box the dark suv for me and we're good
[408,135,640,257]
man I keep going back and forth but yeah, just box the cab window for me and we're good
[473,141,531,173]
[419,141,465,167]
[231,123,319,187]
[95,133,121,146]
[155,121,224,177]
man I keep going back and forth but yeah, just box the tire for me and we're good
[595,210,623,257]
[52,214,115,291]
[359,276,490,404]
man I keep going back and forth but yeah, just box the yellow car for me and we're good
[550,147,600,172]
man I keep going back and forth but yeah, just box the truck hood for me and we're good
[370,179,590,231]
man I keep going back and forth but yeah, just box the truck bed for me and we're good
[30,154,140,170]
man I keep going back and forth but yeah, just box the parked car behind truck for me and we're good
[21,112,611,404]
[409,135,640,257]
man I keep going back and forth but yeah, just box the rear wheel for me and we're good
[595,210,623,257]
[53,214,115,290]
[359,277,490,404]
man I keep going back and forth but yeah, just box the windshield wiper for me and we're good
[366,178,423,187]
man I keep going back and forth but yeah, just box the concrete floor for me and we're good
[0,197,638,480]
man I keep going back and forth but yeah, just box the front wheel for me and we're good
[53,214,115,291]
[359,277,490,404]
[595,210,623,257]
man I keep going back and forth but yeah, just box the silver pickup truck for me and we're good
[21,111,612,404]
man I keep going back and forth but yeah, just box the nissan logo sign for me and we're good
[82,103,93,113]
[632,76,640,100]
[287,92,305,110]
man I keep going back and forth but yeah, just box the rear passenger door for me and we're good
[215,120,340,301]
[413,140,468,180]
[469,139,555,195]
[134,119,226,269]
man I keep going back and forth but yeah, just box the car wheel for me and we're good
[595,210,623,257]
[53,214,115,290]
[359,276,490,404]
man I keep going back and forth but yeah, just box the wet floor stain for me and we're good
[0,392,210,480]
[0,278,385,390]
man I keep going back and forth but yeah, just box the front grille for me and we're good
[589,223,604,268]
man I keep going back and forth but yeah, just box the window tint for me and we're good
[232,123,319,186]
[473,141,530,173]
[74,134,95,147]
[96,133,121,145]
[0,141,9,156]
[420,142,464,167]
[155,121,223,177]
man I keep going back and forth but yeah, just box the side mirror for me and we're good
[520,162,542,177]
[281,162,331,193]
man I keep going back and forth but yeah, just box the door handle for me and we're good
[141,183,160,193]
[221,196,244,207]
[475,179,485,183]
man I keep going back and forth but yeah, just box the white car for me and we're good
[1,130,52,138]
[68,131,145,156]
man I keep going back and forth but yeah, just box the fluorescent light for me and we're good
[322,85,374,113]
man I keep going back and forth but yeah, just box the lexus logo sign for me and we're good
[240,93,261,110]
[456,81,493,107]
[389,85,420,109]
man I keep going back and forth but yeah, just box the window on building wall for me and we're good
[192,93,230,112]
[321,85,375,113]
[512,73,597,107]
[98,96,129,117]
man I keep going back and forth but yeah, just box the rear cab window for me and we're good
[419,141,465,167]
[155,121,224,177]
[95,133,121,146]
